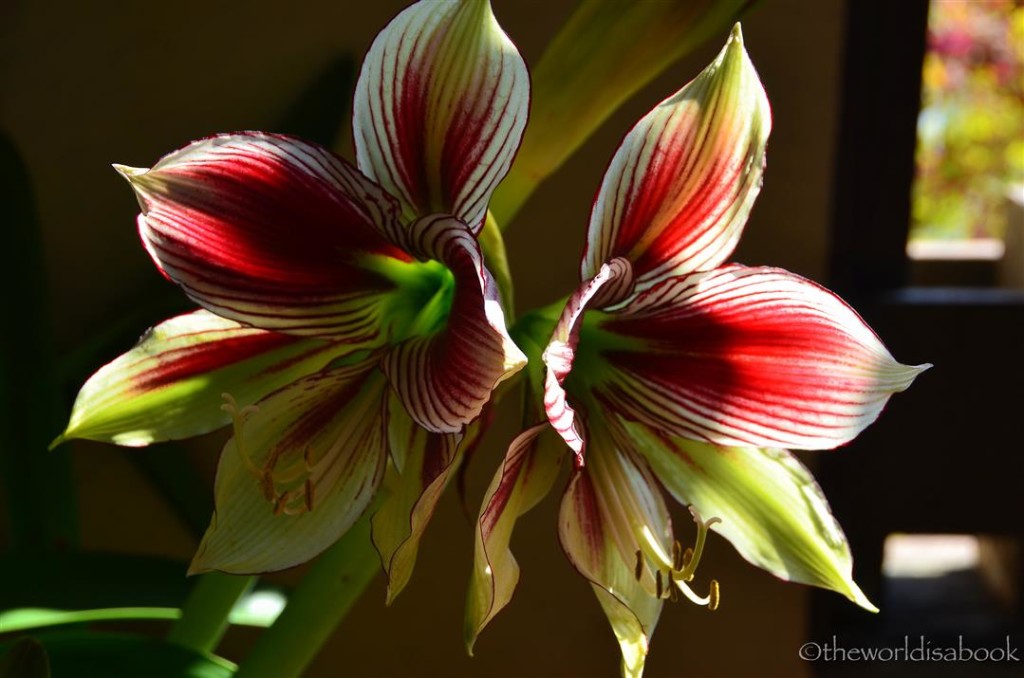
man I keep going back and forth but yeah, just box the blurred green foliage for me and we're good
[912,0,1024,241]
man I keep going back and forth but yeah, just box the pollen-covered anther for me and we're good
[259,444,319,516]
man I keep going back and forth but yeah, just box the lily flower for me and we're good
[468,25,929,676]
[58,0,528,600]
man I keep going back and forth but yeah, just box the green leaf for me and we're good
[0,632,235,678]
[0,599,281,635]
[628,423,877,611]
[0,132,78,550]
[0,608,180,634]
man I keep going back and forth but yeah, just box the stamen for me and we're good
[635,506,725,611]
[221,393,262,479]
[221,394,322,518]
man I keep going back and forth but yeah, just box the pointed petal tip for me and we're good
[48,433,67,452]
[464,631,478,658]
[847,582,879,613]
[893,360,933,392]
[729,22,744,45]
[186,559,211,577]
[112,163,147,182]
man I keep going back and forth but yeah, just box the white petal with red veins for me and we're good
[382,216,526,433]
[581,25,771,288]
[122,132,409,340]
[353,0,529,231]
[542,258,633,460]
[599,265,930,450]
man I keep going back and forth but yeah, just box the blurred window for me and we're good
[909,1,1024,282]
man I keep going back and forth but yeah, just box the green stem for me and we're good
[479,211,514,318]
[167,573,255,654]
[235,512,379,678]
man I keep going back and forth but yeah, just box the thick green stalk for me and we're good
[167,573,255,654]
[234,512,378,678]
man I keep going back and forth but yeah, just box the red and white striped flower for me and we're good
[468,25,929,677]
[60,0,528,599]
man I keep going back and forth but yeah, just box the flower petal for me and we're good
[492,0,748,225]
[628,421,876,610]
[190,362,388,574]
[465,423,563,654]
[558,433,671,678]
[597,266,930,450]
[581,24,771,287]
[57,310,344,447]
[382,216,526,433]
[353,0,529,231]
[122,132,410,339]
[371,400,463,604]
[542,258,633,460]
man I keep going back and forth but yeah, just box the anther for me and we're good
[708,580,720,611]
[273,491,290,516]
[669,581,679,603]
[304,478,315,513]
[655,570,664,599]
[672,540,684,572]
[681,547,694,576]
[634,550,644,582]
[260,472,276,503]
